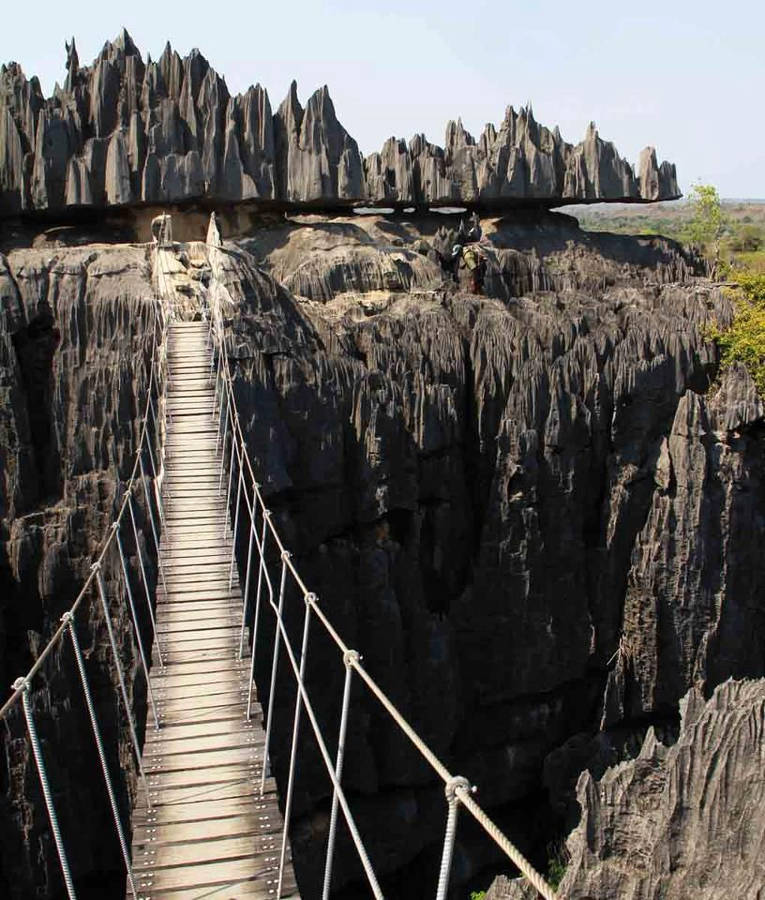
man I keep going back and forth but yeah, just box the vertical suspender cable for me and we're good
[127,493,164,670]
[435,777,470,900]
[322,651,357,900]
[94,565,151,808]
[238,488,259,659]
[277,593,313,897]
[63,613,138,900]
[13,677,78,900]
[114,523,160,730]
[246,513,271,720]
[260,555,288,793]
[228,448,245,587]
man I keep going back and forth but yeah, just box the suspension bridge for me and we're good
[0,215,557,900]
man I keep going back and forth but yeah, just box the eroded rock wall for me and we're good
[0,244,161,898]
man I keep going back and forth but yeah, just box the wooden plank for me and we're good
[146,728,261,756]
[133,855,289,892]
[132,833,287,872]
[132,813,282,847]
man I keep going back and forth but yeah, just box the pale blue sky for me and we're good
[2,0,763,198]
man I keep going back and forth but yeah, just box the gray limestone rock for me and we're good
[557,679,765,899]
[0,32,680,216]
[0,244,163,898]
[2,210,755,899]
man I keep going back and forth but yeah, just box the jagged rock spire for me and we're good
[0,32,681,215]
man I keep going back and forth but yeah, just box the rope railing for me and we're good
[0,244,172,900]
[205,221,558,900]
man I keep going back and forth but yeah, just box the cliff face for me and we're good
[197,210,765,896]
[2,207,762,899]
[0,31,679,217]
[0,244,161,897]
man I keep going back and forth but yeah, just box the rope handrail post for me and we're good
[216,379,229,461]
[138,454,168,594]
[321,649,358,900]
[277,591,314,897]
[13,676,78,900]
[246,512,271,719]
[228,450,245,585]
[260,553,288,793]
[63,612,138,900]
[219,400,232,496]
[435,776,471,900]
[238,484,259,659]
[114,523,160,730]
[94,564,151,808]
[127,493,164,670]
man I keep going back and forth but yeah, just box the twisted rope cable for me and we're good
[14,678,78,899]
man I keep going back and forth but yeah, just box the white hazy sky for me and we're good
[2,0,763,198]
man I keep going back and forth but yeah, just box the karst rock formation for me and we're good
[0,30,679,216]
[1,28,763,900]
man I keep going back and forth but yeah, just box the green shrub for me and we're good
[546,840,570,889]
[470,892,486,900]
[709,272,765,391]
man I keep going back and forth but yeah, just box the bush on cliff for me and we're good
[711,272,765,392]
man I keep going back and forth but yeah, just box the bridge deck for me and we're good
[130,321,297,899]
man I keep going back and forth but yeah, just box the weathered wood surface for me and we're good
[130,322,298,899]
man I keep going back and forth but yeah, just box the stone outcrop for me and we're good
[560,679,765,899]
[0,31,679,217]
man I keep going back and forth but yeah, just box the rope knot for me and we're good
[304,592,317,606]
[111,522,120,533]
[281,550,291,562]
[343,649,360,668]
[12,676,28,693]
[264,509,272,519]
[444,775,471,804]
[60,611,73,625]
[90,561,102,573]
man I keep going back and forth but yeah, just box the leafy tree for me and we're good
[686,182,726,268]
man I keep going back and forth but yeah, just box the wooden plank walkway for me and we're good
[130,321,298,899]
